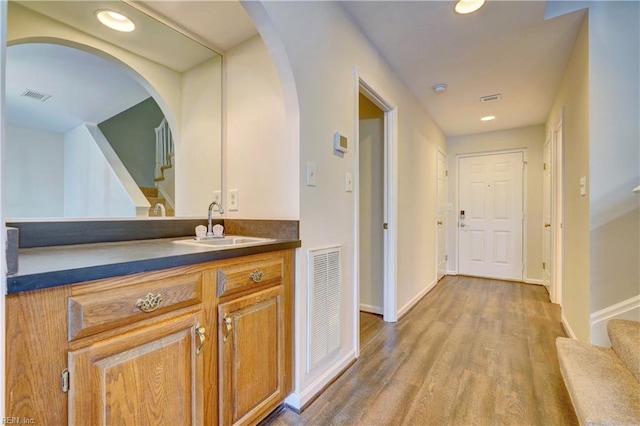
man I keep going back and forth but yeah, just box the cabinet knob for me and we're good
[223,313,233,343]
[135,292,163,313]
[249,270,264,283]
[195,323,205,355]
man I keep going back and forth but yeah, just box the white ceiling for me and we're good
[341,1,586,136]
[8,1,586,139]
[6,43,150,133]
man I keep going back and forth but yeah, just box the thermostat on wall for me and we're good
[334,132,348,153]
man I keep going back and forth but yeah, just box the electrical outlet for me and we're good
[212,190,221,205]
[228,189,239,211]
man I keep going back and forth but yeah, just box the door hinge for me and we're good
[445,255,448,261]
[523,161,528,169]
[383,223,388,230]
[543,163,548,170]
[61,368,69,393]
[542,262,546,270]
[445,170,449,177]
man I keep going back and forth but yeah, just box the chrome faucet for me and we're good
[207,201,225,236]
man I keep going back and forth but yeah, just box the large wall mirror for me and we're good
[5,0,222,219]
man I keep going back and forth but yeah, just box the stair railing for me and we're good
[154,118,173,180]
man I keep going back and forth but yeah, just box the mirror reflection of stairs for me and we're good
[140,186,174,217]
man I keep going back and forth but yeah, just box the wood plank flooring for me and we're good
[268,275,579,426]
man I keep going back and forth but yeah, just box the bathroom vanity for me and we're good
[5,234,298,426]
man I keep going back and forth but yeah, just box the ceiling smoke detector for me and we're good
[480,93,502,103]
[432,83,448,94]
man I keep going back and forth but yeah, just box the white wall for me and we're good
[546,16,590,341]
[225,35,297,219]
[587,1,639,317]
[178,56,223,216]
[5,124,64,218]
[245,1,446,409]
[64,124,137,217]
[446,125,545,283]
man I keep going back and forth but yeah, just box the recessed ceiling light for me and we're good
[481,115,496,122]
[455,0,486,15]
[96,10,135,32]
[432,83,448,94]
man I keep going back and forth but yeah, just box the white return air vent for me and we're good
[480,93,502,103]
[307,246,342,372]
[21,89,52,102]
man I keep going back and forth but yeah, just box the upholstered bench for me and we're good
[556,319,640,426]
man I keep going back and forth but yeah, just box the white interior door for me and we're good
[436,150,447,281]
[458,152,524,281]
[542,139,552,289]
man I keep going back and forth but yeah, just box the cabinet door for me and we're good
[218,286,285,426]
[68,312,205,425]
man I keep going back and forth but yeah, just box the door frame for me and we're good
[550,108,565,305]
[353,67,398,356]
[436,149,448,281]
[455,148,528,281]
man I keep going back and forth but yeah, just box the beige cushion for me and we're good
[556,337,640,426]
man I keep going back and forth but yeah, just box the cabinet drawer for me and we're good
[68,272,203,341]
[217,256,283,298]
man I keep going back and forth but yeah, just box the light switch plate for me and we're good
[306,162,317,186]
[228,189,239,211]
[345,172,353,192]
[212,190,222,205]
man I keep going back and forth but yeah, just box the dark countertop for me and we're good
[7,236,301,294]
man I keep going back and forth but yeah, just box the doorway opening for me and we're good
[354,71,398,356]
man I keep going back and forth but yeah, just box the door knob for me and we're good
[459,223,466,228]
[544,223,551,228]
[437,221,443,226]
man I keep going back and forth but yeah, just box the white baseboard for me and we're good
[524,278,544,285]
[398,278,437,319]
[359,304,383,315]
[285,349,356,410]
[446,270,457,276]
[561,314,577,340]
[590,295,640,346]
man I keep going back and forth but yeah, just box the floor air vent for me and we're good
[307,246,341,372]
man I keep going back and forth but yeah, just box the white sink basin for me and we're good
[174,236,276,248]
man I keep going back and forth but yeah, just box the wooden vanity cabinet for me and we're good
[216,250,294,426]
[5,249,294,426]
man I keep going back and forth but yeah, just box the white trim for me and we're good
[456,148,527,282]
[524,278,544,285]
[397,278,437,318]
[1,1,7,418]
[561,314,577,340]
[284,349,356,410]
[590,295,640,346]
[359,304,383,315]
[446,270,458,276]
[551,108,565,306]
[436,149,448,282]
[156,184,175,211]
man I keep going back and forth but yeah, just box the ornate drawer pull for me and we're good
[249,270,264,283]
[135,292,164,313]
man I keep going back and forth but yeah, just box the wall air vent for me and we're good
[21,89,51,102]
[480,93,502,103]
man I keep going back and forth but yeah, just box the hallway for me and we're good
[269,276,578,425]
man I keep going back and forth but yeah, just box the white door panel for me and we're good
[458,152,524,281]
